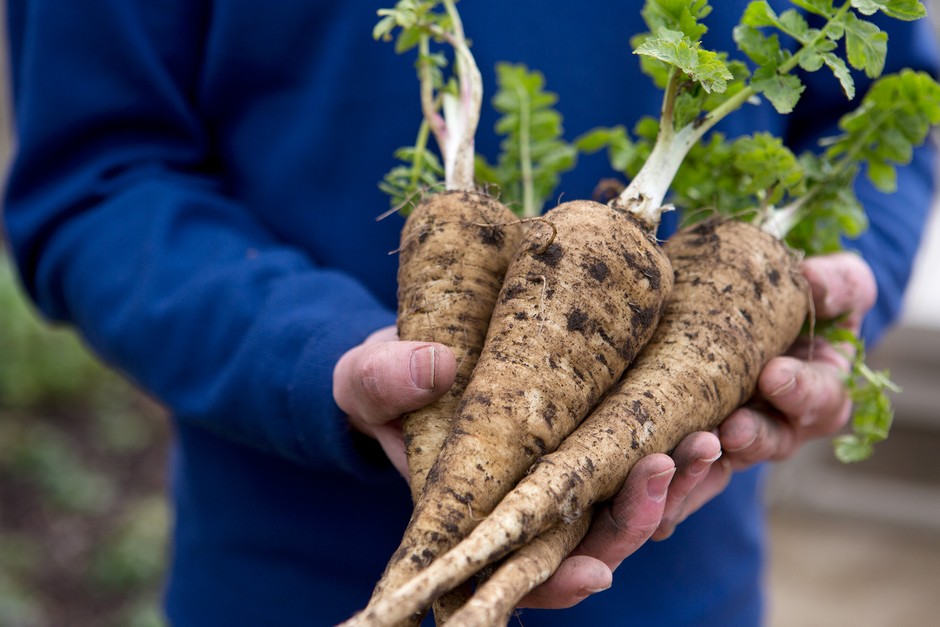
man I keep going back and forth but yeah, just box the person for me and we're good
[2,1,936,625]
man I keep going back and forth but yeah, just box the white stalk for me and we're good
[441,0,482,192]
[611,122,699,229]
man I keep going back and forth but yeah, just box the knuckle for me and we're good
[356,349,391,407]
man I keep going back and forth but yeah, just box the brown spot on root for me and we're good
[533,242,563,267]
[501,283,526,302]
[533,437,548,456]
[768,268,781,286]
[687,221,719,246]
[630,305,659,332]
[567,309,589,333]
[472,393,493,407]
[585,258,611,283]
[476,223,505,248]
[544,403,558,428]
[444,488,474,505]
[584,457,596,476]
[643,265,663,291]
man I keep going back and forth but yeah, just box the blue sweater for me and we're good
[4,2,937,625]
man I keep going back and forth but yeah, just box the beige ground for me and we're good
[768,508,940,627]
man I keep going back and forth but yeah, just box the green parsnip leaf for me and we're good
[379,141,445,215]
[635,29,734,93]
[825,69,940,193]
[574,126,640,175]
[785,156,866,254]
[641,0,712,40]
[851,0,927,20]
[609,0,936,464]
[820,51,856,99]
[820,324,900,463]
[733,23,786,67]
[732,133,803,199]
[791,0,836,16]
[476,63,578,217]
[375,0,454,53]
[665,131,805,220]
[751,66,806,113]
[843,13,887,78]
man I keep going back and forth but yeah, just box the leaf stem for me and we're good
[440,0,481,192]
[410,119,433,191]
[419,35,447,158]
[762,104,894,239]
[513,80,537,218]
[615,0,860,231]
[779,2,853,76]
[660,68,681,138]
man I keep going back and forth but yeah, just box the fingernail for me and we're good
[767,366,798,398]
[689,452,722,477]
[585,583,612,594]
[725,430,758,453]
[410,346,437,390]
[647,468,675,502]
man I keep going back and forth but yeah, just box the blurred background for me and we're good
[0,5,938,627]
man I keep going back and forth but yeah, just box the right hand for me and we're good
[332,326,457,477]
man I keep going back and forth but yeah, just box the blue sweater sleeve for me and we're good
[3,1,396,477]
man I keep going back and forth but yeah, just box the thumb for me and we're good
[333,340,457,430]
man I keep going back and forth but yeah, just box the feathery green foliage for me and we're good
[585,0,933,461]
[475,63,578,217]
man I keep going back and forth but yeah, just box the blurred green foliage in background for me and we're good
[0,252,170,627]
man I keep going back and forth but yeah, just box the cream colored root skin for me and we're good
[358,219,809,625]
[354,200,674,625]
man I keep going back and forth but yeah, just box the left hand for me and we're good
[520,251,877,608]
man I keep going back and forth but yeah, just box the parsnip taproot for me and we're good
[359,218,808,624]
[344,197,673,627]
[397,191,520,499]
[365,2,938,621]
[440,61,940,620]
[372,6,523,624]
[374,3,587,623]
[355,2,936,624]
[444,511,593,627]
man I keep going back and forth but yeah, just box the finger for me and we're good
[518,555,612,609]
[652,432,723,540]
[333,341,457,428]
[719,405,792,468]
[759,355,851,436]
[363,325,400,344]
[801,253,877,328]
[372,419,409,477]
[783,336,853,370]
[668,456,732,524]
[574,454,675,572]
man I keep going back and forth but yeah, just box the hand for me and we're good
[519,434,725,609]
[718,252,877,468]
[332,326,456,477]
[520,251,877,609]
